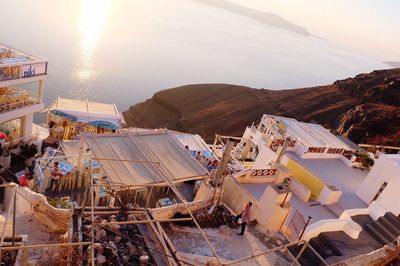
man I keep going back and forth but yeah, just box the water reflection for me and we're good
[72,0,111,97]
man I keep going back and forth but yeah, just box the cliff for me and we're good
[124,68,400,146]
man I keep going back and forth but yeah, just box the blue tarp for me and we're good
[191,150,212,158]
[59,161,74,174]
[83,159,100,168]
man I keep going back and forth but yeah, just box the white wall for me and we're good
[257,185,292,232]
[222,175,259,217]
[3,184,70,233]
[375,177,400,216]
[317,185,343,205]
[287,177,311,202]
[357,154,400,204]
[253,145,277,169]
[302,218,362,242]
[0,103,43,124]
[301,152,343,159]
[22,113,34,138]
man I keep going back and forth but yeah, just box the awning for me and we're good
[50,110,78,122]
[46,97,123,128]
[62,130,208,185]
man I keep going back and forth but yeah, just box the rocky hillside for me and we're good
[124,68,400,146]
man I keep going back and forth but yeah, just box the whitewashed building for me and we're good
[0,43,48,142]
[233,114,370,205]
[357,154,400,215]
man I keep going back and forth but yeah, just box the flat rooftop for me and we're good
[243,182,338,225]
[264,115,353,149]
[287,152,368,215]
[287,152,368,195]
[47,97,120,118]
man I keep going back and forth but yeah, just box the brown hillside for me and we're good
[124,68,400,146]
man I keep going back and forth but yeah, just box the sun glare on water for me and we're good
[72,0,111,94]
[80,0,111,49]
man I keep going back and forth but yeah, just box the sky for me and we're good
[230,0,400,60]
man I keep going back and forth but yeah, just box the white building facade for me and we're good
[0,44,48,143]
[357,154,400,216]
[233,114,360,169]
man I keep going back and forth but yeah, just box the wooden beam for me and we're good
[95,175,205,189]
[0,241,92,251]
[93,157,160,164]
[90,160,95,266]
[222,241,329,266]
[143,212,178,266]
[95,218,193,226]
[81,210,145,216]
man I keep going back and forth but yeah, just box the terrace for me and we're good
[0,44,48,84]
[0,87,40,114]
[286,152,368,216]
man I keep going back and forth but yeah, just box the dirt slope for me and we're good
[124,68,400,145]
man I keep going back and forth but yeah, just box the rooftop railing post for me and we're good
[298,216,312,241]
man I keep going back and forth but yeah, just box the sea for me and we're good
[0,0,387,115]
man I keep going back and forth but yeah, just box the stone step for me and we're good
[380,216,400,237]
[366,223,391,245]
[375,219,398,241]
[385,212,400,229]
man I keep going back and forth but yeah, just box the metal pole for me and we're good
[216,138,235,206]
[291,242,308,265]
[298,216,312,241]
[96,218,193,226]
[12,186,16,246]
[0,241,92,251]
[145,186,154,208]
[280,192,289,208]
[90,159,95,266]
[215,138,235,180]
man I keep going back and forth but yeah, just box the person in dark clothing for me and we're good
[233,202,252,235]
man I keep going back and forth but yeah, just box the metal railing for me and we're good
[0,87,40,113]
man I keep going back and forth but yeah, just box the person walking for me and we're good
[234,202,252,235]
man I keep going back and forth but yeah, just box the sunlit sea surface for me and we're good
[1,0,387,114]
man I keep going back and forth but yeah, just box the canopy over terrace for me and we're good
[45,97,124,129]
[80,130,208,186]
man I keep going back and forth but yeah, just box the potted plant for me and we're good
[353,151,375,170]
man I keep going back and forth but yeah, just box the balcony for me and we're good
[0,87,40,114]
[0,45,48,85]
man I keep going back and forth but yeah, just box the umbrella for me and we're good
[88,120,119,130]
